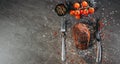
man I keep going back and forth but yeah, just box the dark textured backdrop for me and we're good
[0,0,119,64]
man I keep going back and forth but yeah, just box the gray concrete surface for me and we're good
[0,0,119,64]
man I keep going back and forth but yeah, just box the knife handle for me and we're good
[96,41,101,63]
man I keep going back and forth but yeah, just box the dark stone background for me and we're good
[0,0,119,64]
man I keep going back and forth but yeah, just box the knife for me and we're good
[95,19,102,63]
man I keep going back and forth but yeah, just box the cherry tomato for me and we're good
[88,7,95,14]
[73,2,80,9]
[74,10,80,16]
[83,9,88,16]
[70,10,75,15]
[81,1,88,8]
